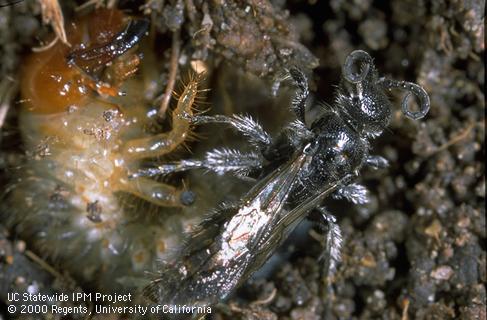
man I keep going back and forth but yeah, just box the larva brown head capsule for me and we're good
[337,50,430,137]
[20,9,139,114]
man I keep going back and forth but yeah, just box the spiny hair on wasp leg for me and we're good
[143,50,430,312]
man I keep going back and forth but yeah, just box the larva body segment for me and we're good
[2,9,203,293]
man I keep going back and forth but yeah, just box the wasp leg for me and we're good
[259,119,313,164]
[285,119,314,147]
[333,183,369,204]
[190,114,272,150]
[0,77,17,130]
[129,148,263,179]
[316,207,342,281]
[116,176,195,207]
[366,155,389,169]
[288,67,310,124]
[316,207,342,318]
[199,148,262,177]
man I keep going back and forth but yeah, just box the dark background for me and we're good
[0,0,484,319]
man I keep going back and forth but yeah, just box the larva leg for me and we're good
[104,53,141,89]
[130,148,263,179]
[82,52,141,97]
[122,74,202,159]
[117,176,195,206]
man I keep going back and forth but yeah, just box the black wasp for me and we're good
[141,50,430,311]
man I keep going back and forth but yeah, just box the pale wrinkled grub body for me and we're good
[1,9,202,294]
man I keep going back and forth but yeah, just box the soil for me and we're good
[0,1,484,319]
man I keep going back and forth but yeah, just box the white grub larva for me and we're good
[1,9,206,293]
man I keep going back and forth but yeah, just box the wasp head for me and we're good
[336,50,430,138]
[336,50,392,137]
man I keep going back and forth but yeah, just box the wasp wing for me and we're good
[245,174,350,279]
[144,153,311,308]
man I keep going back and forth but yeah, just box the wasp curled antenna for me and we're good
[143,50,430,312]
[342,49,372,84]
[378,77,431,120]
[342,50,430,121]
